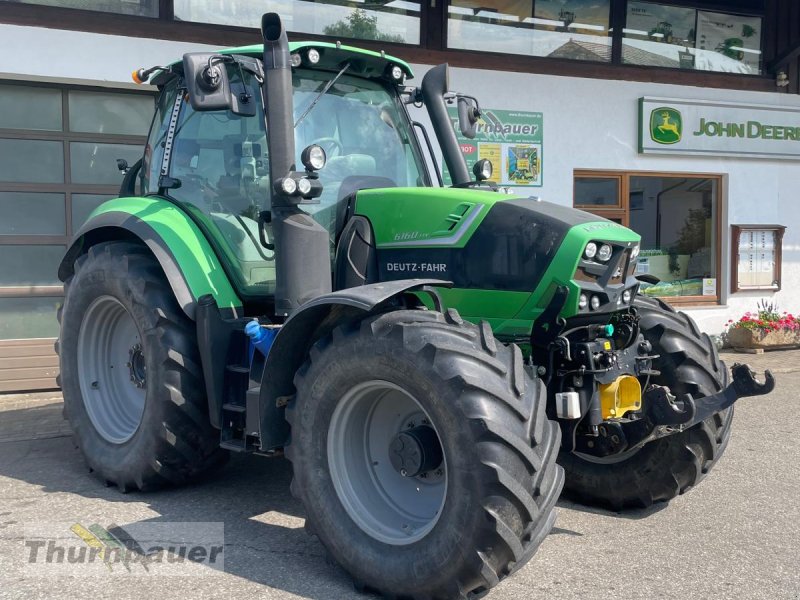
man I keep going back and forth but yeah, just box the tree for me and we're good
[323,9,404,43]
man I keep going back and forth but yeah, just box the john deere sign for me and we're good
[639,97,800,160]
[649,107,682,145]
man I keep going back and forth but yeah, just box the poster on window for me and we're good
[444,108,543,187]
[737,229,777,288]
[626,1,696,47]
[697,11,762,74]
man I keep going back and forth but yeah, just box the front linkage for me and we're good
[532,287,774,459]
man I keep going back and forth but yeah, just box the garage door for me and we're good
[0,81,153,392]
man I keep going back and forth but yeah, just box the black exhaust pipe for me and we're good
[262,12,295,191]
[421,64,470,186]
[261,13,331,315]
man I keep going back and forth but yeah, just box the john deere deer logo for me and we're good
[650,107,682,144]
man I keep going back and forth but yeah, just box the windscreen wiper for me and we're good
[293,62,350,129]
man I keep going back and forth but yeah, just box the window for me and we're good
[154,65,428,296]
[575,171,721,303]
[623,2,763,74]
[174,0,422,45]
[10,0,157,17]
[448,0,611,59]
[0,83,152,346]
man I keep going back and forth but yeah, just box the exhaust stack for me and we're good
[261,13,331,315]
[421,64,470,186]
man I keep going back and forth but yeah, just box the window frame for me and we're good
[574,168,723,306]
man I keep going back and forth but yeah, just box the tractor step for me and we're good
[222,403,246,414]
[220,439,249,452]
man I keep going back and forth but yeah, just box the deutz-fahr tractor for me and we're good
[56,13,774,599]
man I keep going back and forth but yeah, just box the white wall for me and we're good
[3,23,798,333]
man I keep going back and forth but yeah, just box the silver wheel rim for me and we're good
[327,380,447,545]
[77,295,146,444]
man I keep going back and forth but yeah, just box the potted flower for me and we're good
[726,300,800,350]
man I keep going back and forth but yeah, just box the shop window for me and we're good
[448,0,611,59]
[8,0,157,17]
[174,0,422,44]
[623,2,763,74]
[575,171,720,304]
[0,82,151,359]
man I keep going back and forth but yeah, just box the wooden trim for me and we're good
[0,378,58,393]
[0,286,64,297]
[730,224,786,293]
[0,2,778,92]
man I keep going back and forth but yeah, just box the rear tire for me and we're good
[559,296,733,510]
[286,309,563,599]
[58,241,226,491]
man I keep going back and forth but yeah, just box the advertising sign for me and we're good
[639,97,800,160]
[445,108,543,187]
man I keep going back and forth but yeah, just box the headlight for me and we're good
[597,244,613,262]
[306,48,320,64]
[280,177,297,195]
[579,293,588,310]
[301,144,327,172]
[590,295,601,311]
[584,242,597,260]
[630,244,640,260]
[391,65,404,81]
[290,53,302,68]
[622,290,632,304]
[297,177,312,195]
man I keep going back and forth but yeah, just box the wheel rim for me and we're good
[77,296,146,444]
[327,380,447,545]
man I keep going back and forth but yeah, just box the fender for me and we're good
[258,278,450,450]
[58,196,242,320]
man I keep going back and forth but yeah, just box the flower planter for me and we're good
[727,327,800,350]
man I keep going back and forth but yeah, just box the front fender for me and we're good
[59,196,242,320]
[258,279,449,450]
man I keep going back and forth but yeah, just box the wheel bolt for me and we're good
[400,468,408,477]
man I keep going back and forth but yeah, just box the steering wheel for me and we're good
[312,137,343,160]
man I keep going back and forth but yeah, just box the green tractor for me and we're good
[56,13,773,598]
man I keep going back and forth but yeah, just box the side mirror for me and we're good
[182,53,233,112]
[457,96,480,139]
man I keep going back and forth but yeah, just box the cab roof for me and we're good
[220,41,414,80]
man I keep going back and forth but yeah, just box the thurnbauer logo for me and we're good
[25,522,224,574]
[649,107,682,145]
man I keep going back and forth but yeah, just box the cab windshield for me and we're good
[144,65,427,295]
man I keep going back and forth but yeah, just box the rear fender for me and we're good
[258,279,450,450]
[59,197,242,320]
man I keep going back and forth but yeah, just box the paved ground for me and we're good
[0,353,798,599]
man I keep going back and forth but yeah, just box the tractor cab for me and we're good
[135,41,435,304]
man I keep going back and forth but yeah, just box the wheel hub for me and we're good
[389,425,443,478]
[128,343,146,389]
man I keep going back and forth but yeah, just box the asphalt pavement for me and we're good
[0,367,798,599]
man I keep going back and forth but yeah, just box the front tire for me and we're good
[58,242,225,491]
[559,296,733,510]
[286,309,563,599]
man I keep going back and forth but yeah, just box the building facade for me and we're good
[1,0,799,391]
